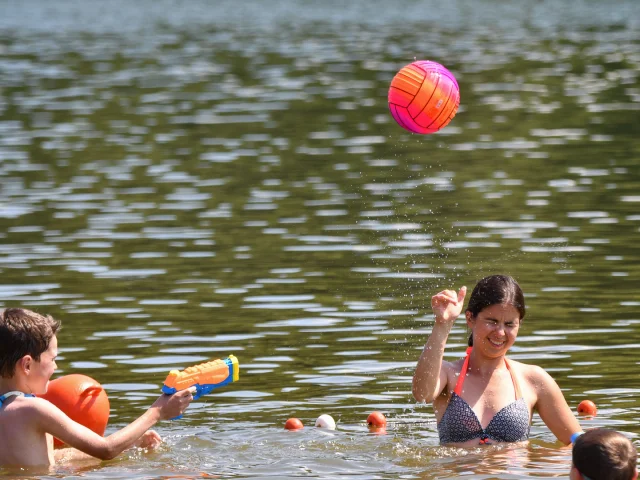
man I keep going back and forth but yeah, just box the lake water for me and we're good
[0,0,639,478]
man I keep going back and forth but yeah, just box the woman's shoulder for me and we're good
[507,358,556,386]
[443,354,466,371]
[441,355,466,384]
[438,356,466,397]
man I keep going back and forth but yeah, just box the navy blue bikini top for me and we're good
[438,347,530,445]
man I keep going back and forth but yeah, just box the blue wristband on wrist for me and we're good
[570,431,584,444]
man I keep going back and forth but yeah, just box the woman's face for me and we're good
[466,303,520,357]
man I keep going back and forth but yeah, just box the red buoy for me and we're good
[367,411,387,433]
[577,399,597,416]
[284,417,304,430]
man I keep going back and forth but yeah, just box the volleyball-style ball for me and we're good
[388,60,460,134]
[39,374,110,448]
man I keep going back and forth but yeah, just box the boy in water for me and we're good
[0,308,195,467]
[571,428,638,480]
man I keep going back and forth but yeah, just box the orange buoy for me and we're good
[577,399,597,416]
[284,417,304,430]
[39,374,110,447]
[367,411,387,431]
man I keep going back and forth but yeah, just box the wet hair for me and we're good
[465,275,525,347]
[573,428,637,480]
[0,308,61,378]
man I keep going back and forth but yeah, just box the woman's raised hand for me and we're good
[431,286,467,324]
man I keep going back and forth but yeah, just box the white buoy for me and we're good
[315,414,336,430]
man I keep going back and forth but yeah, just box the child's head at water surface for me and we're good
[465,275,525,347]
[571,428,637,480]
[0,308,60,379]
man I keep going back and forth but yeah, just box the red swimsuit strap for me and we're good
[453,347,522,399]
[453,347,473,395]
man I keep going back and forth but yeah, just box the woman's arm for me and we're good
[412,321,454,403]
[412,287,466,403]
[530,366,582,445]
[37,388,194,461]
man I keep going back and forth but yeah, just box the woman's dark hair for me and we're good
[573,428,637,480]
[465,275,525,347]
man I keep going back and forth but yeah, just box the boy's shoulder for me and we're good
[0,396,57,466]
[2,395,58,418]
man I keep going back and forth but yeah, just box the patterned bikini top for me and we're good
[438,347,530,445]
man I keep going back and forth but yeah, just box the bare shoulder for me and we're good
[28,396,57,409]
[507,359,556,388]
[0,397,57,433]
[444,356,465,372]
[5,395,48,411]
[442,357,460,372]
[19,397,61,418]
[441,357,465,389]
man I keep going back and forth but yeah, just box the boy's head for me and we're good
[571,428,638,480]
[0,308,60,378]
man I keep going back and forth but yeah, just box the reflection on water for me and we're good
[0,0,639,478]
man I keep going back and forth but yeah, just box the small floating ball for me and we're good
[39,374,110,448]
[388,60,460,135]
[367,411,387,429]
[315,414,336,430]
[577,400,597,416]
[284,417,304,430]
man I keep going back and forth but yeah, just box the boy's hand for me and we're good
[152,386,196,420]
[431,286,467,324]
[133,430,162,450]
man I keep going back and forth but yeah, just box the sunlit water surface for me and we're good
[0,0,639,478]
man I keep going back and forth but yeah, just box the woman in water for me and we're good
[413,274,582,446]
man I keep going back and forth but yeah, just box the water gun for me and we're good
[162,355,239,401]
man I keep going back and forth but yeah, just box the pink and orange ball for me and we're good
[388,60,460,135]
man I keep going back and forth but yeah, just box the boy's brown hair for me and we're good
[573,428,638,480]
[0,308,61,378]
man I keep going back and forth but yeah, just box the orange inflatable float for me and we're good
[39,374,110,447]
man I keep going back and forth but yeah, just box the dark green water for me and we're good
[0,0,639,478]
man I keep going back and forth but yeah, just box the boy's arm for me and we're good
[41,400,161,460]
[54,447,101,463]
[53,431,162,463]
[36,388,193,461]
